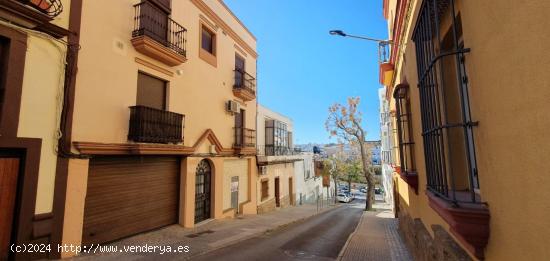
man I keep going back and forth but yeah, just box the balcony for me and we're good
[128,105,184,144]
[257,145,302,165]
[233,127,256,154]
[16,0,62,17]
[131,1,187,66]
[233,69,256,101]
[257,145,301,156]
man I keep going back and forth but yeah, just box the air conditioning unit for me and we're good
[259,166,267,175]
[226,100,240,113]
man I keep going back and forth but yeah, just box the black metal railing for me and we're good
[257,145,301,156]
[233,69,256,95]
[234,127,256,148]
[412,0,479,205]
[132,1,187,56]
[128,105,184,144]
[17,0,63,17]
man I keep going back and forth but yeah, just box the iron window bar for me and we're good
[412,0,480,205]
[393,83,416,175]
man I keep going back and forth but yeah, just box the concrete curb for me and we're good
[186,205,341,260]
[336,210,367,261]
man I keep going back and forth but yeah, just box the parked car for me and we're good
[360,188,367,193]
[345,192,355,201]
[337,193,351,203]
[375,188,382,195]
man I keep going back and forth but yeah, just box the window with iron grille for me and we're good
[261,180,269,200]
[393,83,416,174]
[412,0,479,204]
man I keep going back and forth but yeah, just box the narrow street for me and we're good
[192,200,365,261]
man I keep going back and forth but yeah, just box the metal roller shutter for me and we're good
[82,156,179,245]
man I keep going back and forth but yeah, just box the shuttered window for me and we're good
[137,72,167,110]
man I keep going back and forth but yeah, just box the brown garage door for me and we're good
[82,156,179,245]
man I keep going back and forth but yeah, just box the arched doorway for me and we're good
[195,160,212,223]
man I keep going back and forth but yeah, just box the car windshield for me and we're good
[337,194,346,197]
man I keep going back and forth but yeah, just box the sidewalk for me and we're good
[71,203,338,260]
[338,202,412,261]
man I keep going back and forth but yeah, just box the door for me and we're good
[195,160,212,223]
[234,109,245,147]
[275,177,280,207]
[82,156,179,245]
[235,54,245,87]
[289,177,293,206]
[0,158,19,260]
[231,176,239,213]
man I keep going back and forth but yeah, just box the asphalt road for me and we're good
[192,200,365,261]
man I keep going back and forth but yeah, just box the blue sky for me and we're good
[224,0,387,144]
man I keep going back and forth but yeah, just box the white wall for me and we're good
[293,153,322,204]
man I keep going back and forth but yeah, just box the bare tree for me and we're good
[326,97,376,210]
[321,155,344,204]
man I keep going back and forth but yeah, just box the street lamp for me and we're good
[329,30,391,44]
[329,29,393,63]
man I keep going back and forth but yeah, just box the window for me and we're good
[393,83,415,174]
[235,54,245,87]
[201,25,215,55]
[265,120,290,156]
[261,180,269,200]
[137,72,167,110]
[413,2,479,203]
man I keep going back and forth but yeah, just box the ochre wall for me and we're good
[72,0,257,149]
[389,0,550,260]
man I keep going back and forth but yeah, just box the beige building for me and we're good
[48,0,258,257]
[0,0,75,260]
[381,0,550,260]
[256,105,300,213]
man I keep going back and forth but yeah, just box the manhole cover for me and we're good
[283,250,316,259]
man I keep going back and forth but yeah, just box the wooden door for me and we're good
[194,160,212,223]
[234,109,245,147]
[82,156,179,245]
[289,177,293,206]
[0,158,19,260]
[235,54,245,87]
[275,177,280,207]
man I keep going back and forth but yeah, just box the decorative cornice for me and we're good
[134,57,174,77]
[74,129,255,156]
[190,0,258,58]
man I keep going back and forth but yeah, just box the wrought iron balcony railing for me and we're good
[16,0,63,17]
[257,145,301,156]
[132,1,186,57]
[128,105,184,144]
[234,127,256,148]
[233,69,256,95]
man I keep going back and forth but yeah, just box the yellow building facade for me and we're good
[382,0,550,260]
[52,0,258,257]
[0,0,75,259]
